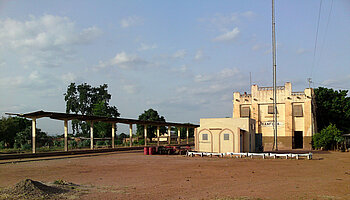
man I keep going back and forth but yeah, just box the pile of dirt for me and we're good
[1,179,69,199]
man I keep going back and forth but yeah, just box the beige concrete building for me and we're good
[233,82,316,150]
[195,118,256,153]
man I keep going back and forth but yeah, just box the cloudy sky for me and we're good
[0,0,349,135]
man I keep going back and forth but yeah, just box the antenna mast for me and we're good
[272,0,278,151]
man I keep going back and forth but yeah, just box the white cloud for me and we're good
[194,68,239,83]
[97,52,148,70]
[138,43,157,51]
[171,65,188,73]
[194,50,203,60]
[213,27,240,42]
[296,48,307,54]
[252,44,261,51]
[120,16,143,28]
[172,49,186,59]
[241,11,255,18]
[61,72,77,84]
[0,15,102,68]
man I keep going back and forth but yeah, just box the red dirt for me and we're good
[0,151,349,200]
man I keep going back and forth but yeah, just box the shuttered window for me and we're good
[293,105,303,117]
[268,105,278,114]
[240,107,250,118]
[224,133,230,140]
[202,134,208,141]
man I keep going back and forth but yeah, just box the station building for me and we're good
[233,82,316,150]
[195,82,316,153]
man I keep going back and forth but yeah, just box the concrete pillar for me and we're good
[186,127,189,144]
[168,126,171,145]
[177,127,181,144]
[32,118,36,154]
[64,120,68,152]
[194,128,197,151]
[90,121,94,150]
[144,125,147,146]
[112,123,115,148]
[129,124,133,147]
[157,126,160,146]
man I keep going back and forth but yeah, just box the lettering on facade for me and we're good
[260,121,284,127]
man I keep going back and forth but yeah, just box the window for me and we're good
[293,105,303,117]
[268,105,278,114]
[224,133,230,140]
[202,133,208,141]
[240,107,250,118]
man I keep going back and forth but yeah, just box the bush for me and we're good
[21,143,31,150]
[0,141,5,149]
[53,140,64,147]
[96,140,105,146]
[78,140,90,148]
[137,139,145,145]
[313,124,344,150]
[69,140,77,148]
[104,140,111,146]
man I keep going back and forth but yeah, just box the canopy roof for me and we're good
[6,110,199,128]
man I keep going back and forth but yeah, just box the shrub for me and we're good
[53,140,64,147]
[104,140,111,146]
[138,139,145,145]
[313,124,344,150]
[78,140,90,148]
[69,140,77,148]
[21,143,31,150]
[0,141,5,149]
[96,140,105,146]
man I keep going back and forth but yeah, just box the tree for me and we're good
[313,124,343,150]
[136,109,166,139]
[64,83,120,137]
[174,126,194,139]
[314,87,350,133]
[0,116,49,148]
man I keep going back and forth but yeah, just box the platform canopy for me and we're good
[6,110,199,128]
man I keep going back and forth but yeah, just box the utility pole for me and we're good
[272,0,278,151]
[307,78,312,88]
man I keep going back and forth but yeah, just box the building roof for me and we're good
[6,110,199,128]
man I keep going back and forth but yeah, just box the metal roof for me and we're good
[5,110,199,128]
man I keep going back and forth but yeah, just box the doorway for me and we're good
[293,131,303,149]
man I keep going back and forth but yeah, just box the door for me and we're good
[294,131,303,149]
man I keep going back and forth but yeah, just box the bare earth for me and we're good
[0,151,349,200]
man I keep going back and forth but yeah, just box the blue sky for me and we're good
[0,0,349,135]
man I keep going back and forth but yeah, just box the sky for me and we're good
[0,0,349,135]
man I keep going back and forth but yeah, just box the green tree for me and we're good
[0,117,31,147]
[314,87,350,132]
[313,124,343,150]
[136,109,166,139]
[64,83,120,138]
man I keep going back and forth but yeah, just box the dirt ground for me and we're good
[0,150,349,200]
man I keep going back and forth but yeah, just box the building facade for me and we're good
[233,82,316,150]
[195,118,256,153]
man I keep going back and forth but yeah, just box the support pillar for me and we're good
[112,123,115,148]
[144,125,148,146]
[186,127,189,145]
[177,127,181,144]
[64,120,68,152]
[129,124,133,147]
[32,118,36,154]
[90,121,94,150]
[168,126,171,145]
[157,126,160,146]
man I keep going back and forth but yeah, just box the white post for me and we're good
[112,123,115,148]
[144,125,148,146]
[177,127,181,145]
[168,126,171,145]
[186,127,189,145]
[64,120,68,152]
[32,118,36,154]
[90,121,94,150]
[129,124,133,147]
[157,126,160,146]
